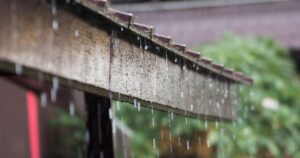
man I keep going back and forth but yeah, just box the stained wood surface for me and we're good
[0,0,238,120]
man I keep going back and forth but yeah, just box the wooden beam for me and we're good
[0,0,239,120]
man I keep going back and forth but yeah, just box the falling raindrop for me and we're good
[190,104,194,110]
[50,77,59,103]
[209,82,213,88]
[215,121,219,128]
[161,130,164,140]
[186,140,190,150]
[169,132,173,153]
[52,20,59,31]
[153,138,156,149]
[117,101,120,111]
[156,46,160,52]
[85,129,90,144]
[52,77,59,90]
[133,99,137,108]
[152,117,155,127]
[50,88,57,102]
[69,102,75,116]
[207,140,210,147]
[51,0,57,16]
[174,58,177,63]
[74,29,80,37]
[40,92,47,108]
[185,117,188,125]
[137,101,141,111]
[15,63,22,75]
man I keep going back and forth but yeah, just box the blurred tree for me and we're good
[196,34,300,158]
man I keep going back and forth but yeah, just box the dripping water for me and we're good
[69,102,75,116]
[15,63,22,75]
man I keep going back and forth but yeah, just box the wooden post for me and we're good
[85,93,114,158]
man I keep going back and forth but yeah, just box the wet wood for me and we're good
[0,0,238,120]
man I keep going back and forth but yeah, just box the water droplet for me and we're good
[174,58,178,63]
[52,77,59,90]
[69,102,75,116]
[186,141,190,150]
[15,63,22,75]
[152,117,155,127]
[85,130,90,144]
[156,46,160,51]
[215,121,219,128]
[50,77,59,102]
[50,88,57,102]
[52,20,59,31]
[137,101,141,111]
[51,1,57,16]
[133,99,137,108]
[153,138,156,149]
[190,104,194,110]
[117,101,120,111]
[40,92,47,108]
[207,140,210,147]
[109,108,113,120]
[74,29,80,37]
[185,117,188,125]
[181,91,184,98]
[209,83,213,88]
[120,27,124,31]
[216,102,220,109]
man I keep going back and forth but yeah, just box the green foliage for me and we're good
[113,101,204,157]
[196,34,300,157]
[115,34,300,158]
[50,108,86,157]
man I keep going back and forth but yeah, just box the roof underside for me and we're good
[0,0,251,121]
[83,0,253,85]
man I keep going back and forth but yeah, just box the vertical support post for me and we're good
[85,93,114,158]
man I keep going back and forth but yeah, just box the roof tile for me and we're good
[171,42,186,52]
[85,0,252,84]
